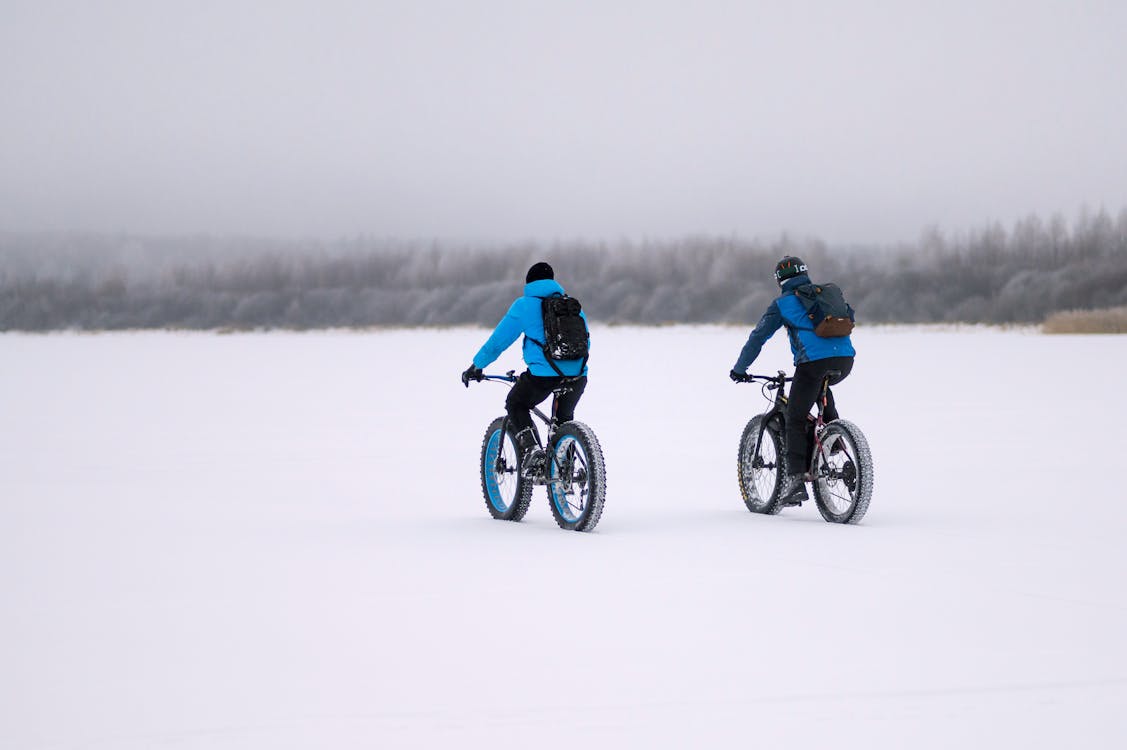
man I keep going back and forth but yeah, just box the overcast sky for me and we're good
[2,0,1125,244]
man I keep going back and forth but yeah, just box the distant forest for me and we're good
[2,208,1125,330]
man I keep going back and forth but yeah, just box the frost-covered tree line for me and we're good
[2,208,1125,330]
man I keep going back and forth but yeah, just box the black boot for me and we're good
[778,472,809,506]
[513,427,546,479]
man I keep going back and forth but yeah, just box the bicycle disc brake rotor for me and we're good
[841,458,857,492]
[554,442,589,513]
[821,434,856,494]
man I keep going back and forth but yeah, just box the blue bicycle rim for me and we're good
[549,435,587,522]
[484,429,509,513]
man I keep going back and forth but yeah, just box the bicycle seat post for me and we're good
[817,371,841,423]
[547,391,560,443]
[549,378,577,437]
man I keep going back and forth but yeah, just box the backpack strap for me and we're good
[544,356,568,377]
[784,283,821,332]
[523,292,560,375]
[521,292,553,350]
[792,282,818,307]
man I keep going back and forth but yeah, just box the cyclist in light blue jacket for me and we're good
[462,262,589,471]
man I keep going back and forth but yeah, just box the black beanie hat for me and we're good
[526,262,554,283]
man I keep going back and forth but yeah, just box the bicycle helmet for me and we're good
[774,256,808,286]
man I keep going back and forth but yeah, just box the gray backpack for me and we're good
[794,283,855,337]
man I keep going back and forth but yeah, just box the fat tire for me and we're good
[547,421,606,532]
[811,419,873,524]
[480,417,533,521]
[738,415,784,514]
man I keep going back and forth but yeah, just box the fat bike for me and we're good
[736,371,873,524]
[471,371,606,531]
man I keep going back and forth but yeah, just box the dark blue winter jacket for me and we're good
[733,274,855,371]
[473,278,589,377]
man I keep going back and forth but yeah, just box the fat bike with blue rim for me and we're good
[473,371,606,532]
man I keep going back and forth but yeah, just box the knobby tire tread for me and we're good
[548,421,606,532]
[480,417,533,522]
[812,419,873,524]
[738,415,783,515]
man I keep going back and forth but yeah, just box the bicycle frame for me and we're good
[743,370,836,478]
[481,370,583,483]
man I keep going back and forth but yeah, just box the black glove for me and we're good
[730,370,749,383]
[461,364,484,387]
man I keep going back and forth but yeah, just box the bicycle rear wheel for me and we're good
[738,415,784,514]
[811,419,873,524]
[480,417,533,521]
[547,421,606,531]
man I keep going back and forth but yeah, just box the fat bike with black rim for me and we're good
[472,371,606,531]
[736,371,873,524]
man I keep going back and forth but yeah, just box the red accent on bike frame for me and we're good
[807,385,831,479]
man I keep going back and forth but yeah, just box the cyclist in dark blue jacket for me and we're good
[730,256,855,506]
[462,262,589,474]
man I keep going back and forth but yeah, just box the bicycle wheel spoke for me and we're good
[827,483,848,507]
[809,419,873,524]
[480,421,533,520]
[541,421,606,532]
[551,435,592,522]
[738,417,784,514]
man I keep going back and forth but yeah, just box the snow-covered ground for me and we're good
[2,326,1125,749]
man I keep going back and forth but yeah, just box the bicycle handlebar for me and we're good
[474,370,582,390]
[736,371,793,385]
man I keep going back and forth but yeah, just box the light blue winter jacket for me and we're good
[473,279,590,377]
[733,274,855,371]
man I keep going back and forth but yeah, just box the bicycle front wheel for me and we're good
[480,417,533,521]
[547,421,606,532]
[811,419,873,524]
[738,415,784,514]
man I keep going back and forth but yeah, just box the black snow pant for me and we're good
[785,356,854,475]
[505,371,587,437]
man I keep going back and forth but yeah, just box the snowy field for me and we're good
[2,326,1126,749]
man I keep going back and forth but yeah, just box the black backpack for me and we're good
[528,293,589,376]
[793,282,855,337]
